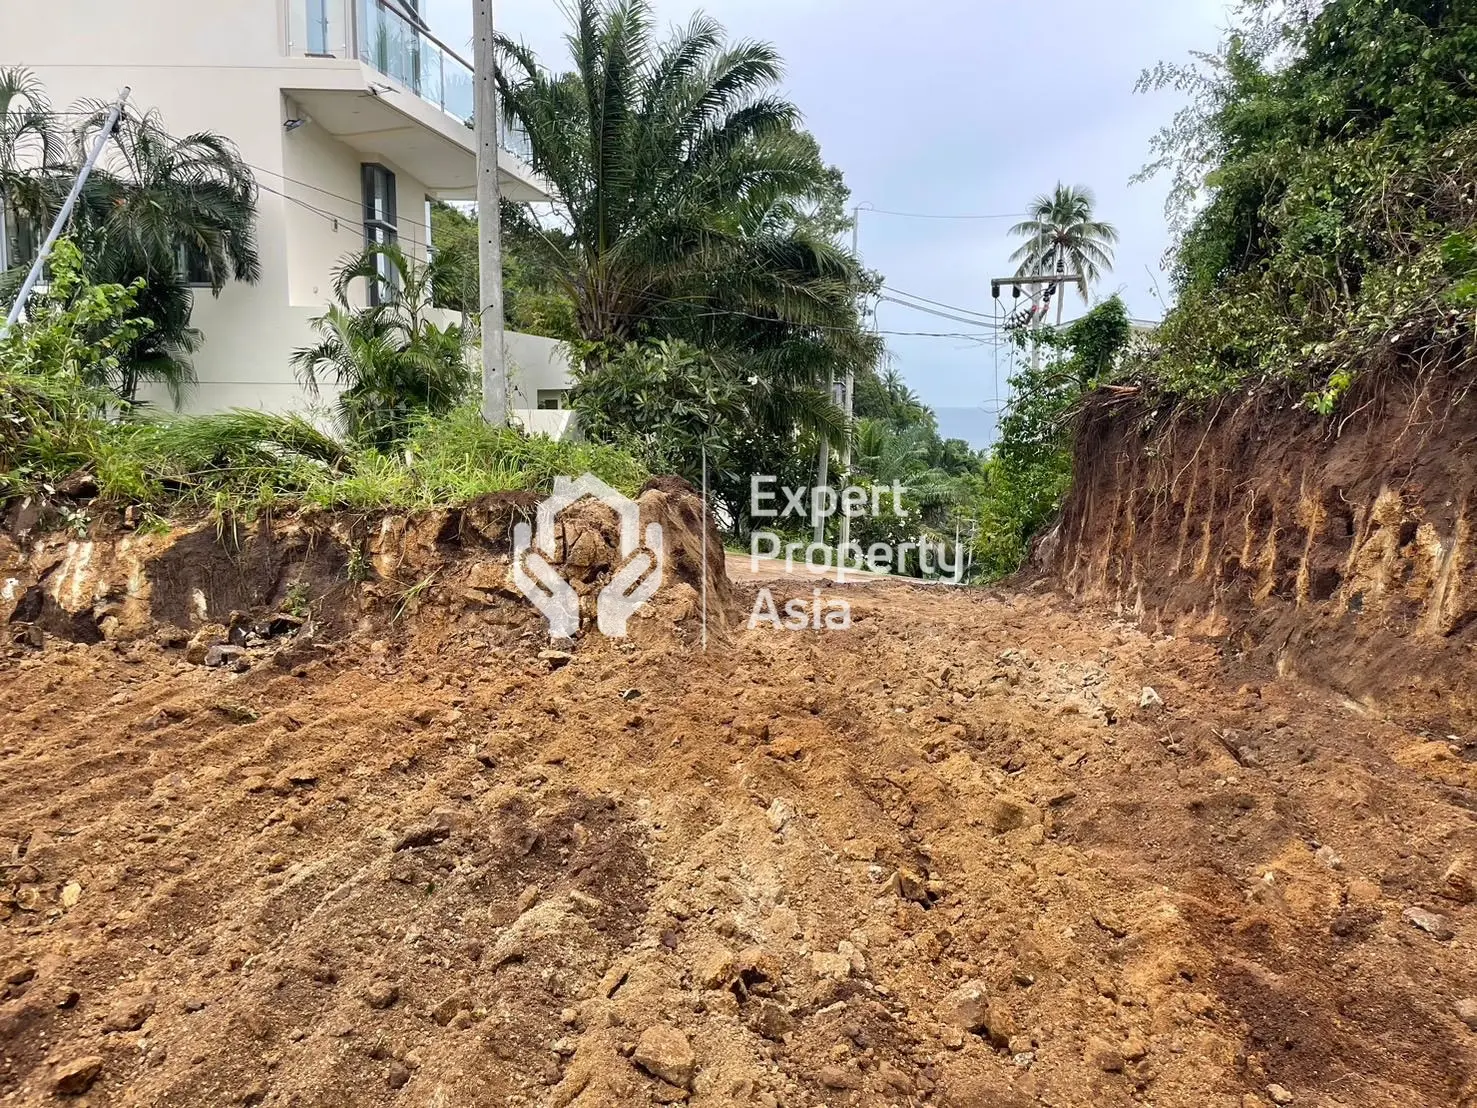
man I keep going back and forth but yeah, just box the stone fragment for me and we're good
[392,823,449,851]
[102,995,155,1032]
[204,644,247,668]
[1403,906,1454,941]
[817,1065,863,1090]
[1455,998,1477,1032]
[364,981,400,1009]
[936,979,1013,1046]
[765,799,795,832]
[53,1056,104,1095]
[1440,856,1474,904]
[633,1026,696,1089]
[696,951,736,990]
[810,952,852,980]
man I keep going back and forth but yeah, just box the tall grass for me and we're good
[1,387,649,516]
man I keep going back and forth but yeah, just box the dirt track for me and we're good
[2,568,1476,1107]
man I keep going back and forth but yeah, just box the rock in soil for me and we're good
[1402,906,1454,941]
[363,981,399,1009]
[633,1026,696,1089]
[1456,998,1477,1032]
[52,1056,104,1095]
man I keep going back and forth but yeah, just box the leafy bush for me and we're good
[572,338,745,475]
[0,239,150,496]
[1135,0,1477,405]
[293,245,473,448]
[970,298,1131,580]
[0,248,646,515]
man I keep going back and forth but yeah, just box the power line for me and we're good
[861,206,1026,221]
[882,285,997,319]
[35,115,1018,346]
[649,303,1009,340]
[877,295,1006,330]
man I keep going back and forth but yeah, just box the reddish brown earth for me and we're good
[3,507,1476,1106]
[1045,368,1477,732]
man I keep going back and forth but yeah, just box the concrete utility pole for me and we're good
[473,0,507,426]
[836,212,861,559]
[814,204,866,548]
[2,88,130,338]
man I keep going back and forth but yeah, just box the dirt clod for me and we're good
[51,1056,104,1096]
[633,1025,696,1089]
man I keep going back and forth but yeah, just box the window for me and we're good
[536,390,568,411]
[176,241,215,286]
[361,163,398,305]
[1,205,39,274]
[306,0,330,55]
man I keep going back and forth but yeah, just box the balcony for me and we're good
[282,0,542,196]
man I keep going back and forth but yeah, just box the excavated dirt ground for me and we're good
[3,568,1476,1107]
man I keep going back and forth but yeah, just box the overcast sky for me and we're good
[425,0,1232,445]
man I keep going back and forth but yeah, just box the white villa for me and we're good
[1,0,576,435]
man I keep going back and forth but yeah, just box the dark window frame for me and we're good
[176,240,217,288]
[361,162,398,306]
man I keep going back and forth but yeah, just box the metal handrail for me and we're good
[285,0,536,164]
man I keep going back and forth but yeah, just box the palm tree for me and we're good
[0,68,65,289]
[1009,183,1118,325]
[1,76,260,404]
[293,244,472,447]
[493,0,865,369]
[73,104,260,403]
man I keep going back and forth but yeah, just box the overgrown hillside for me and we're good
[1135,0,1477,406]
[1039,0,1477,726]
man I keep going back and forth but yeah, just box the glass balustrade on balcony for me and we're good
[284,0,537,163]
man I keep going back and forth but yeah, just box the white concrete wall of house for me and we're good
[3,0,554,418]
[511,409,579,441]
[504,332,575,410]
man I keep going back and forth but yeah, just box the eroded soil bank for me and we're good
[1043,368,1477,733]
[2,470,1476,1106]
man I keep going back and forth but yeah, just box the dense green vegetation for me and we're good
[1133,0,1477,406]
[971,298,1131,579]
[489,0,880,529]
[293,245,472,449]
[0,241,644,513]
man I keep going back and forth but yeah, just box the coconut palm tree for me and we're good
[1009,183,1119,325]
[293,244,472,447]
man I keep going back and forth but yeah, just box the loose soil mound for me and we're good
[2,548,1475,1104]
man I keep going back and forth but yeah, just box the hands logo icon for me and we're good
[512,474,664,639]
